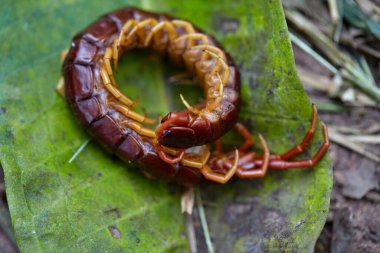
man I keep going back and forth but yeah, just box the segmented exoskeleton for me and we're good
[63,7,329,185]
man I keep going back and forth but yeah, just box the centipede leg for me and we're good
[156,142,185,164]
[144,21,178,46]
[122,120,156,138]
[214,139,223,154]
[56,49,69,97]
[235,123,254,152]
[171,20,196,34]
[200,150,239,184]
[235,135,270,178]
[175,33,210,48]
[126,19,158,43]
[112,103,156,124]
[271,105,318,161]
[56,77,65,97]
[100,67,135,106]
[254,123,329,169]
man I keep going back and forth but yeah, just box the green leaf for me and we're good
[0,0,332,252]
[342,0,380,39]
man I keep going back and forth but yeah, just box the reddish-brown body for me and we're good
[63,7,214,186]
[63,7,329,186]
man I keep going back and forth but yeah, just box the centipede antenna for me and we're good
[69,138,91,163]
[202,50,230,84]
[180,94,201,115]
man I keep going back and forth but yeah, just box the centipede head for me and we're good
[156,111,197,148]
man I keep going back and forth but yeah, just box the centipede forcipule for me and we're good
[63,7,329,186]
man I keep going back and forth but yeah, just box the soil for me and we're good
[293,45,380,253]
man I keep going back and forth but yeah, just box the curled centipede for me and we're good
[62,7,329,186]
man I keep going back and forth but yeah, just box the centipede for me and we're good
[62,7,329,186]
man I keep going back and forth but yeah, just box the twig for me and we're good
[195,188,215,253]
[314,101,347,113]
[296,66,339,95]
[68,139,91,163]
[185,214,197,253]
[289,32,339,74]
[286,10,380,104]
[328,127,380,162]
[181,187,195,214]
[330,124,380,135]
[328,0,339,24]
[347,135,380,144]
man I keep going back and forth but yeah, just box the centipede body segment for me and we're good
[63,7,329,186]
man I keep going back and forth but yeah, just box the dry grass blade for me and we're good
[347,135,380,144]
[286,10,380,104]
[181,187,195,214]
[297,66,339,95]
[289,32,339,74]
[68,139,91,163]
[328,0,339,22]
[195,188,215,253]
[329,127,380,162]
[330,124,380,134]
[185,214,197,253]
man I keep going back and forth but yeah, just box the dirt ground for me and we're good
[294,45,380,253]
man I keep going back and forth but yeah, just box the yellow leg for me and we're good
[172,20,196,34]
[112,103,156,124]
[126,18,158,42]
[117,20,139,47]
[180,145,211,169]
[56,77,65,97]
[100,67,134,106]
[56,49,69,97]
[122,120,156,138]
[200,149,239,184]
[103,47,117,87]
[186,45,226,62]
[202,50,230,84]
[174,33,210,48]
[144,21,178,46]
[206,72,224,111]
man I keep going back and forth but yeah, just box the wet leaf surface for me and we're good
[0,0,332,252]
